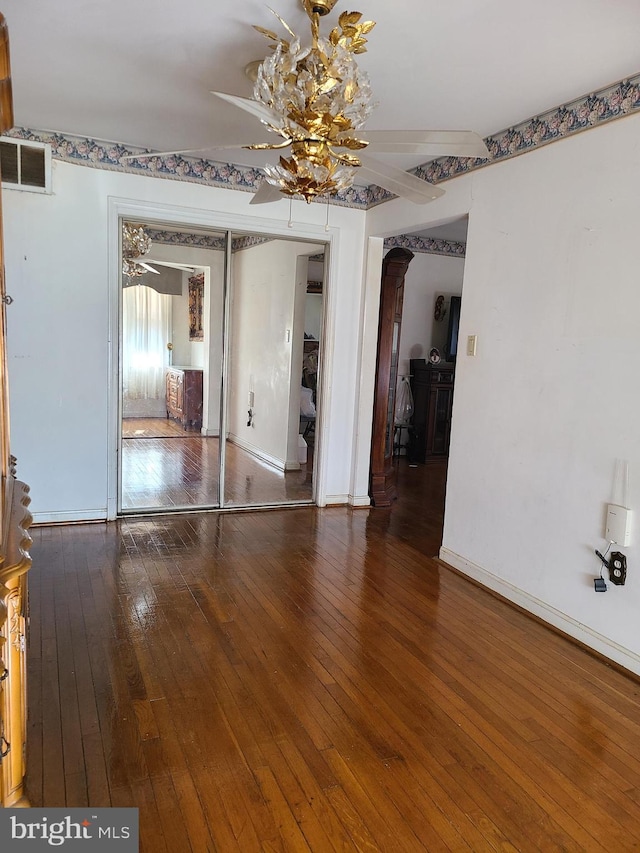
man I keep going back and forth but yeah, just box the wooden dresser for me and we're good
[0,14,32,808]
[166,366,203,429]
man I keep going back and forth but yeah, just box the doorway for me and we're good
[377,217,469,550]
[118,219,326,514]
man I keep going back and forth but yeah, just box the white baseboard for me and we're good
[440,547,640,678]
[284,461,301,471]
[349,494,371,508]
[32,509,107,525]
[228,434,286,471]
[201,427,220,437]
[324,494,349,506]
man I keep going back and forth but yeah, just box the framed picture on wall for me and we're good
[188,273,204,341]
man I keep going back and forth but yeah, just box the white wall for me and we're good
[2,161,366,521]
[170,277,189,367]
[307,260,324,282]
[365,113,640,674]
[305,258,325,339]
[170,273,206,371]
[304,294,323,340]
[228,240,314,471]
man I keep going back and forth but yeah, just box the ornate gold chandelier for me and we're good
[125,0,488,206]
[250,0,375,202]
[122,222,152,279]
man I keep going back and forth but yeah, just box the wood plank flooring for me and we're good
[26,461,640,851]
[123,418,196,439]
[121,418,313,510]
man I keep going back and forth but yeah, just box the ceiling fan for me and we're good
[126,0,490,205]
[122,222,196,280]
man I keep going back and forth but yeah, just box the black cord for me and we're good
[595,542,613,577]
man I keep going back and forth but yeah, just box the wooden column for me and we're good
[369,247,413,506]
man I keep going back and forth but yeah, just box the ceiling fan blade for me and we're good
[358,155,445,204]
[137,261,160,274]
[211,91,287,131]
[121,142,266,161]
[360,130,490,159]
[122,147,215,161]
[146,260,197,272]
[122,92,290,162]
[250,181,285,205]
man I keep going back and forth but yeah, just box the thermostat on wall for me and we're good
[605,504,632,547]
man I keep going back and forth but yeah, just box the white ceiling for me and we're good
[3,0,640,177]
[412,218,469,245]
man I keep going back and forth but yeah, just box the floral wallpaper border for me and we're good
[145,229,274,253]
[7,72,640,210]
[406,75,640,205]
[145,228,226,251]
[146,227,463,258]
[4,126,373,209]
[231,235,274,253]
[384,234,466,258]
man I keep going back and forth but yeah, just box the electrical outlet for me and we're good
[609,552,627,586]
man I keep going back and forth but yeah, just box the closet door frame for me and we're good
[106,197,334,518]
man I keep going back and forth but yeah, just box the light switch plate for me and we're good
[466,335,477,357]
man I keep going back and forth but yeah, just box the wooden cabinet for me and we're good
[166,367,203,429]
[0,480,32,808]
[0,15,32,808]
[409,360,454,463]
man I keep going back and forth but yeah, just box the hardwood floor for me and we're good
[26,463,640,851]
[122,418,198,439]
[121,418,313,510]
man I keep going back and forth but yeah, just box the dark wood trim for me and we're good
[370,247,413,506]
[0,15,13,134]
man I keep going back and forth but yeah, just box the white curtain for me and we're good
[122,284,172,416]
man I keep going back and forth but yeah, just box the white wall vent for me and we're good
[0,137,52,193]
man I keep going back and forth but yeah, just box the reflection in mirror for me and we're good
[119,221,226,511]
[224,235,325,507]
[385,321,400,458]
[119,221,326,513]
